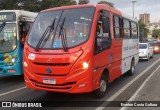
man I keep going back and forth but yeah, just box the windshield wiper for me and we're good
[35,18,56,51]
[58,18,68,52]
[0,22,6,33]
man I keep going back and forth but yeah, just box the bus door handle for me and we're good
[93,66,100,72]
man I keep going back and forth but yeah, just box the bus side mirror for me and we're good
[102,17,110,33]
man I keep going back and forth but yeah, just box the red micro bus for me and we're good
[23,4,139,98]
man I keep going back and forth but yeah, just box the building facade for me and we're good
[139,13,150,25]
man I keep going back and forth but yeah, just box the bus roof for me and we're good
[0,10,38,17]
[42,4,96,12]
[122,13,137,22]
[0,10,38,22]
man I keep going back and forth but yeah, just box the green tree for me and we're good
[98,1,114,7]
[70,0,77,5]
[40,0,77,11]
[0,0,18,9]
[0,0,40,11]
[152,29,160,38]
[138,20,149,42]
[79,0,89,4]
[19,0,41,12]
[138,20,149,36]
[0,0,77,12]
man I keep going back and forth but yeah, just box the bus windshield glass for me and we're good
[28,7,95,49]
[0,23,17,53]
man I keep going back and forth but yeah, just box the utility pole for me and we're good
[132,1,136,18]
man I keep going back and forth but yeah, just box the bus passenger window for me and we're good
[131,22,138,39]
[123,19,131,39]
[113,16,122,39]
[94,11,111,54]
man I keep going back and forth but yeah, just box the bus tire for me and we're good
[93,74,108,99]
[128,59,135,76]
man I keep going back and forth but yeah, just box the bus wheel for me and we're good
[94,74,108,99]
[128,60,135,76]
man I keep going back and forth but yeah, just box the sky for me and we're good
[76,0,160,23]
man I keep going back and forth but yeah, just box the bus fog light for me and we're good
[83,62,89,69]
[23,62,28,67]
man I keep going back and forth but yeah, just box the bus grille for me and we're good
[33,62,70,66]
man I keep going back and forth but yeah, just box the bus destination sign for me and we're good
[0,12,16,22]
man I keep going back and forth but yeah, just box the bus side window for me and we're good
[94,10,111,54]
[131,22,138,39]
[123,19,131,39]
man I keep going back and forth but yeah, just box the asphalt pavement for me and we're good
[121,63,160,110]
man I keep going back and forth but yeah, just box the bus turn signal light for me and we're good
[23,62,28,67]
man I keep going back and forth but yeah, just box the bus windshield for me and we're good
[28,7,95,49]
[0,23,17,53]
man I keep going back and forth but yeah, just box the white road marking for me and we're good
[95,58,160,110]
[120,65,160,110]
[0,86,26,97]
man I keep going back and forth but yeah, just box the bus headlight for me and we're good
[83,62,89,69]
[11,58,16,63]
[5,58,17,66]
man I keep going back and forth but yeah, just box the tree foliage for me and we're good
[98,1,114,7]
[79,0,89,4]
[138,20,149,37]
[152,29,160,38]
[40,0,77,10]
[0,0,77,12]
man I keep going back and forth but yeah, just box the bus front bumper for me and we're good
[24,68,93,93]
[0,63,22,75]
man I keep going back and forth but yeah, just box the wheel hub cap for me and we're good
[100,80,106,93]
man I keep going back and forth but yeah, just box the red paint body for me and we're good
[24,4,123,93]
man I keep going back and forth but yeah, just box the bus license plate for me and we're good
[43,79,56,84]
